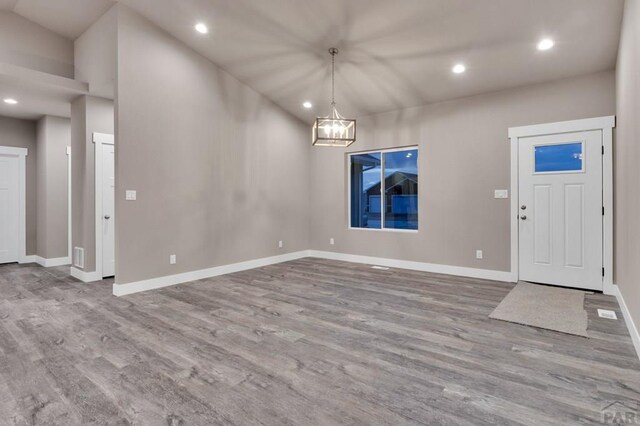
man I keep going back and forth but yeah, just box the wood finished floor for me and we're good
[0,258,639,425]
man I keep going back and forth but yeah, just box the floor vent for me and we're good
[597,309,617,320]
[371,265,390,270]
[74,247,84,269]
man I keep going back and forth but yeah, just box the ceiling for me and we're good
[118,0,625,121]
[0,0,114,39]
[0,0,626,121]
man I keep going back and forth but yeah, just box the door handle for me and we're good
[521,205,527,210]
[104,215,111,220]
[520,215,527,220]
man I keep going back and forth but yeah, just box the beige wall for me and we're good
[114,6,310,285]
[310,71,615,272]
[71,96,114,272]
[0,11,74,78]
[74,6,117,98]
[36,116,70,259]
[0,115,37,255]
[615,0,640,338]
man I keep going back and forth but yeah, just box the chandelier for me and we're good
[312,48,356,147]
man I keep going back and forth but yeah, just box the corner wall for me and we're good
[114,6,310,285]
[310,71,615,272]
[71,96,114,272]
[36,116,71,260]
[615,0,640,345]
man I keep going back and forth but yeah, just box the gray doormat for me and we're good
[489,282,589,337]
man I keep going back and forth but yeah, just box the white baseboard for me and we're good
[35,256,71,267]
[18,255,36,264]
[308,250,514,282]
[70,267,101,283]
[613,284,640,361]
[112,250,312,296]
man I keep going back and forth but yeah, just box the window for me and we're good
[534,142,583,173]
[350,147,418,230]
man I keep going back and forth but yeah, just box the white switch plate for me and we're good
[597,309,617,319]
[330,238,335,245]
[494,189,509,199]
[169,254,176,264]
[476,250,483,259]
[278,240,283,248]
[125,190,137,201]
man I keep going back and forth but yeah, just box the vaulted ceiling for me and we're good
[0,0,626,121]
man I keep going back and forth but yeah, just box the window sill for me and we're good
[348,227,419,233]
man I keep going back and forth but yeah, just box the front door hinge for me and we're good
[602,206,605,215]
[602,267,605,277]
[602,146,605,155]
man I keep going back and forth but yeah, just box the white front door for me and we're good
[518,130,603,291]
[0,154,19,264]
[102,144,115,277]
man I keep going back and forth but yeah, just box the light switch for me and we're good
[125,190,137,201]
[494,189,509,199]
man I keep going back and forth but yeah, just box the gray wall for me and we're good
[115,6,309,285]
[615,0,640,340]
[0,115,37,255]
[74,6,117,98]
[310,71,615,272]
[0,11,74,78]
[71,96,114,272]
[36,116,70,259]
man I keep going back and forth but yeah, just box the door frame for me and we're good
[93,132,115,279]
[508,116,615,294]
[0,146,28,263]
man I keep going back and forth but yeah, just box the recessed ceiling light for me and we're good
[452,64,466,74]
[195,23,208,34]
[3,98,18,105]
[303,101,313,109]
[537,38,554,51]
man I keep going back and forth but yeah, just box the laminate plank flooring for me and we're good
[0,258,638,425]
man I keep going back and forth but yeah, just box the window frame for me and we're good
[347,146,419,233]
[531,139,586,175]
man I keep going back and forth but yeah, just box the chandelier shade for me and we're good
[312,48,356,147]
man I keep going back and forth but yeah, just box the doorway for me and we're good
[0,147,27,264]
[509,116,614,293]
[94,133,115,278]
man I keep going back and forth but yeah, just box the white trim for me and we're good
[309,250,513,282]
[508,116,615,292]
[35,256,71,267]
[70,267,101,283]
[0,146,28,263]
[67,146,72,261]
[508,116,615,138]
[112,250,312,296]
[18,255,36,264]
[93,132,114,280]
[614,284,640,361]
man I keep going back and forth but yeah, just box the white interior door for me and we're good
[518,130,603,291]
[0,154,19,264]
[102,144,115,277]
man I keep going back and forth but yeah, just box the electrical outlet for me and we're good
[169,254,176,264]
[278,240,283,248]
[476,250,483,259]
[330,238,335,245]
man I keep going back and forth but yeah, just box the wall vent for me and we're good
[74,247,84,269]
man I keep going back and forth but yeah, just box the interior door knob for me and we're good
[521,205,527,210]
[104,215,111,220]
[520,215,527,220]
